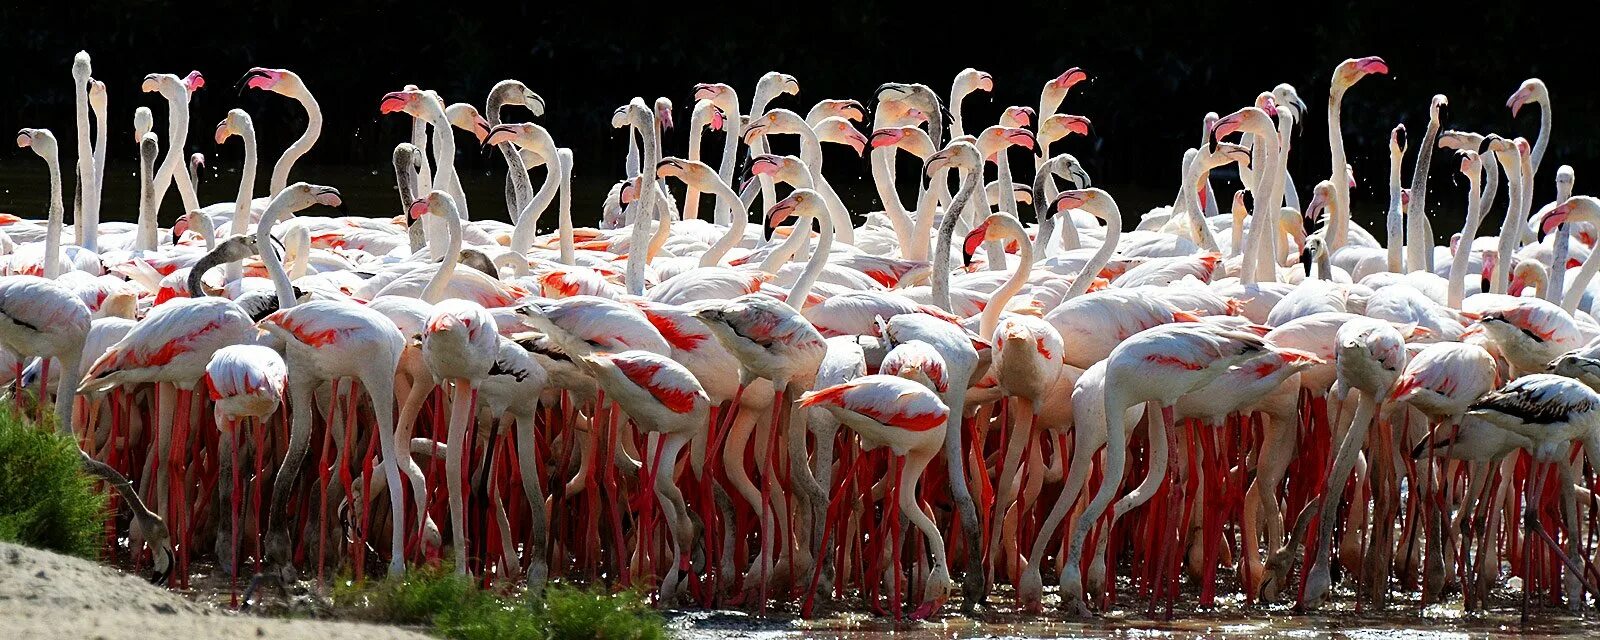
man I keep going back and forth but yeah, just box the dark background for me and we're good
[0,1,1590,234]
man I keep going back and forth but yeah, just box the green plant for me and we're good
[335,570,668,640]
[537,584,666,640]
[0,411,107,558]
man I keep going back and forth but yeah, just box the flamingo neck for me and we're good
[510,144,560,254]
[1492,156,1526,294]
[558,149,576,265]
[74,76,96,252]
[257,196,299,309]
[979,222,1033,338]
[226,127,258,282]
[932,165,981,311]
[1406,114,1442,273]
[785,210,834,309]
[137,137,159,252]
[1328,89,1351,250]
[1531,100,1551,177]
[152,94,199,216]
[698,179,749,267]
[487,94,533,218]
[270,91,322,197]
[1387,147,1405,273]
[43,149,64,279]
[871,147,914,253]
[421,202,464,305]
[1066,203,1119,300]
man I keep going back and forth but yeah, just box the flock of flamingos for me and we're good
[4,51,1600,624]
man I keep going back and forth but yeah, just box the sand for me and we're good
[0,541,430,640]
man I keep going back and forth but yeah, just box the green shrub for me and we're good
[336,569,668,640]
[0,412,106,558]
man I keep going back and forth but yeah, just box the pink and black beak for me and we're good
[379,91,411,115]
[183,71,205,93]
[214,120,230,145]
[314,186,346,212]
[1052,190,1089,214]
[962,220,991,267]
[709,106,726,132]
[485,123,520,147]
[692,83,719,102]
[844,127,869,156]
[14,129,34,148]
[408,198,430,221]
[1006,128,1041,157]
[1354,56,1389,76]
[1060,115,1092,137]
[471,115,492,145]
[1051,67,1088,90]
[841,99,867,122]
[236,68,274,94]
[869,129,901,149]
[765,194,802,241]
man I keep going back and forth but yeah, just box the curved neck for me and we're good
[511,153,561,254]
[625,182,660,296]
[685,126,706,221]
[1406,116,1442,272]
[421,202,464,304]
[932,165,981,310]
[1531,102,1551,177]
[698,178,749,266]
[785,209,834,309]
[270,92,321,196]
[487,99,533,219]
[90,96,108,240]
[257,196,299,309]
[1065,204,1119,299]
[978,221,1033,337]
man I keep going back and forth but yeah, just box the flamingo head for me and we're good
[485,123,531,148]
[1041,114,1092,142]
[766,189,821,230]
[379,90,424,116]
[1048,67,1088,92]
[1001,106,1035,128]
[655,97,674,132]
[962,216,1003,267]
[446,103,492,144]
[214,109,251,145]
[1051,188,1096,215]
[619,176,643,205]
[1390,123,1408,155]
[239,67,289,92]
[815,117,868,156]
[870,128,909,149]
[925,140,979,176]
[1508,79,1546,117]
[1333,56,1388,88]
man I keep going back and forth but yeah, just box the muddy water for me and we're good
[165,557,1595,640]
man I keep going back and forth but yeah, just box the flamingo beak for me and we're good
[1212,115,1243,139]
[240,68,276,91]
[692,83,718,102]
[214,121,231,145]
[184,71,205,93]
[869,129,900,149]
[843,100,867,122]
[485,124,519,147]
[962,222,990,267]
[472,116,492,145]
[1052,67,1088,90]
[742,124,767,146]
[314,189,344,211]
[15,130,32,148]
[408,199,430,220]
[1354,56,1389,75]
[847,129,869,156]
[379,92,410,115]
[1052,190,1088,213]
[140,74,160,93]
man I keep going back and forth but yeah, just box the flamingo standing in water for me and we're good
[204,344,287,604]
[800,372,951,620]
[574,350,709,604]
[1059,322,1268,615]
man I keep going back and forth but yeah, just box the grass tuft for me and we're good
[0,411,106,558]
[334,567,666,640]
